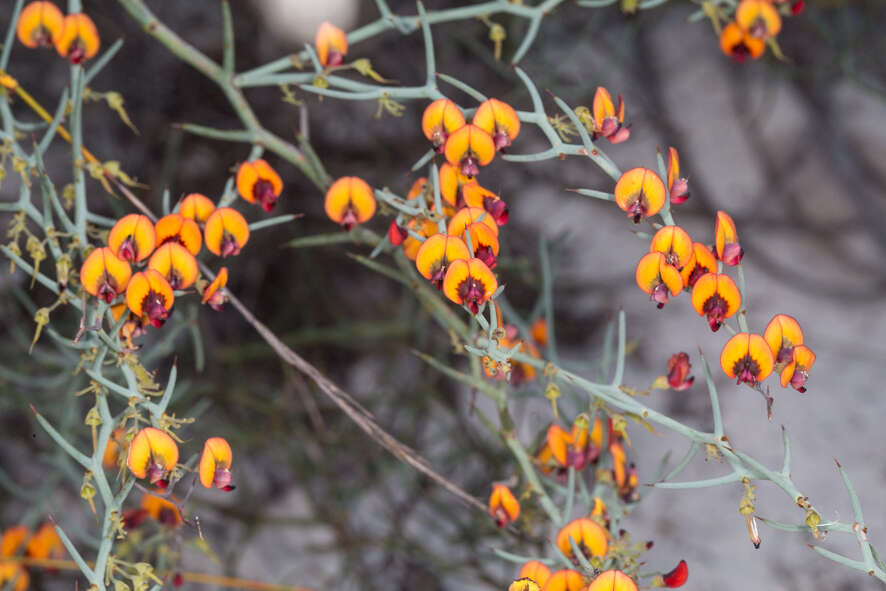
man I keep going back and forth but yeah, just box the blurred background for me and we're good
[1,0,886,589]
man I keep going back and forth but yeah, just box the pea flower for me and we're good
[199,437,234,491]
[108,213,156,262]
[80,247,132,303]
[421,99,466,153]
[324,176,376,231]
[660,559,689,588]
[615,167,666,223]
[556,518,608,564]
[587,570,638,591]
[127,427,179,487]
[442,257,497,314]
[518,561,551,588]
[691,272,741,331]
[635,252,682,308]
[236,159,283,212]
[443,124,495,178]
[666,147,689,204]
[720,333,774,385]
[147,243,198,290]
[650,225,693,269]
[592,87,630,144]
[680,242,718,288]
[54,13,100,63]
[472,98,521,152]
[178,193,216,224]
[201,267,228,311]
[126,270,174,327]
[16,1,63,49]
[156,213,203,255]
[415,233,470,289]
[204,207,250,257]
[315,21,347,67]
[715,211,743,265]
[543,570,585,591]
[667,352,694,391]
[488,483,520,527]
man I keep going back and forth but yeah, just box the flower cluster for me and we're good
[612,153,815,391]
[125,427,234,492]
[16,1,100,64]
[0,523,65,591]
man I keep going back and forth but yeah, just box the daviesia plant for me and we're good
[0,1,879,590]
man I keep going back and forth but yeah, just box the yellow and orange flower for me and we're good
[691,272,741,331]
[324,176,376,231]
[586,570,638,591]
[315,21,347,67]
[443,124,495,178]
[462,182,509,225]
[147,243,198,290]
[540,416,603,474]
[16,1,63,49]
[590,496,609,527]
[666,147,689,204]
[610,440,639,502]
[509,579,540,591]
[715,211,743,265]
[127,426,179,486]
[615,167,666,223]
[442,257,497,314]
[736,0,782,40]
[102,426,127,469]
[25,523,64,560]
[178,193,216,224]
[140,493,182,527]
[763,313,803,365]
[199,437,234,490]
[126,269,174,328]
[556,517,608,563]
[636,252,682,308]
[779,344,815,393]
[463,222,500,269]
[518,561,551,588]
[80,246,132,303]
[720,21,765,62]
[488,483,520,527]
[439,162,472,207]
[155,213,202,256]
[530,317,548,348]
[415,233,470,289]
[108,213,156,262]
[204,207,249,257]
[54,12,99,63]
[472,98,520,152]
[202,267,228,311]
[401,218,438,261]
[236,159,283,212]
[720,333,774,386]
[592,87,630,144]
[650,225,693,269]
[421,99,466,153]
[1,526,28,557]
[542,570,585,591]
[680,242,718,289]
[0,563,28,591]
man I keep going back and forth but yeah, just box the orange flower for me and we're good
[201,267,228,311]
[448,206,499,238]
[488,483,520,527]
[690,272,741,331]
[614,167,665,223]
[401,218,438,261]
[102,426,127,469]
[80,247,132,303]
[204,207,249,257]
[635,252,682,308]
[592,87,630,144]
[443,124,495,178]
[147,243,198,290]
[680,242,717,289]
[714,211,743,265]
[590,496,609,527]
[649,225,693,268]
[324,176,376,231]
[126,270,174,328]
[667,352,694,391]
[556,517,608,562]
[780,344,815,393]
[720,21,765,62]
[54,13,99,63]
[0,563,28,591]
[462,182,509,225]
[542,416,603,473]
[448,206,500,268]
[518,561,551,587]
[25,523,63,560]
[472,98,521,152]
[315,21,347,67]
[666,147,689,204]
[762,313,803,365]
[415,233,470,289]
[236,159,283,212]
[610,440,639,502]
[660,559,689,588]
[442,258,497,314]
[108,213,156,262]
[178,193,216,224]
[422,99,466,153]
[720,333,774,385]
[542,570,585,591]
[1,526,28,557]
[586,570,638,591]
[127,427,179,486]
[16,1,63,48]
[736,0,782,40]
[140,493,183,527]
[439,162,472,207]
[199,437,234,490]
[155,213,202,255]
[530,318,548,348]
